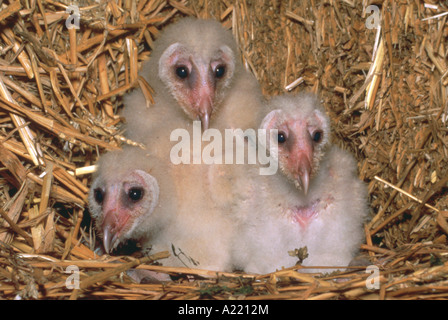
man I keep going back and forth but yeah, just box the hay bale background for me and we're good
[0,0,448,300]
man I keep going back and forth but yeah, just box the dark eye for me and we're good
[277,132,286,143]
[313,131,323,143]
[94,188,104,205]
[215,65,226,78]
[128,188,143,202]
[175,66,189,79]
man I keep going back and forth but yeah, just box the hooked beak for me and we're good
[297,167,310,195]
[198,109,210,131]
[194,76,214,130]
[296,154,312,195]
[197,98,212,131]
[102,222,118,254]
[101,211,130,254]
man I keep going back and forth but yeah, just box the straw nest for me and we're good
[1,0,448,300]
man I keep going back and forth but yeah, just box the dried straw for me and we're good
[1,0,448,300]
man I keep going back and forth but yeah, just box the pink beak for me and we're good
[193,71,214,130]
[288,124,314,195]
[101,210,130,254]
[296,153,312,195]
[197,96,212,130]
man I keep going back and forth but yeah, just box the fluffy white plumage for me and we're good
[89,146,236,271]
[231,93,369,274]
[88,147,162,255]
[90,17,264,271]
[90,17,367,275]
[121,16,263,144]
